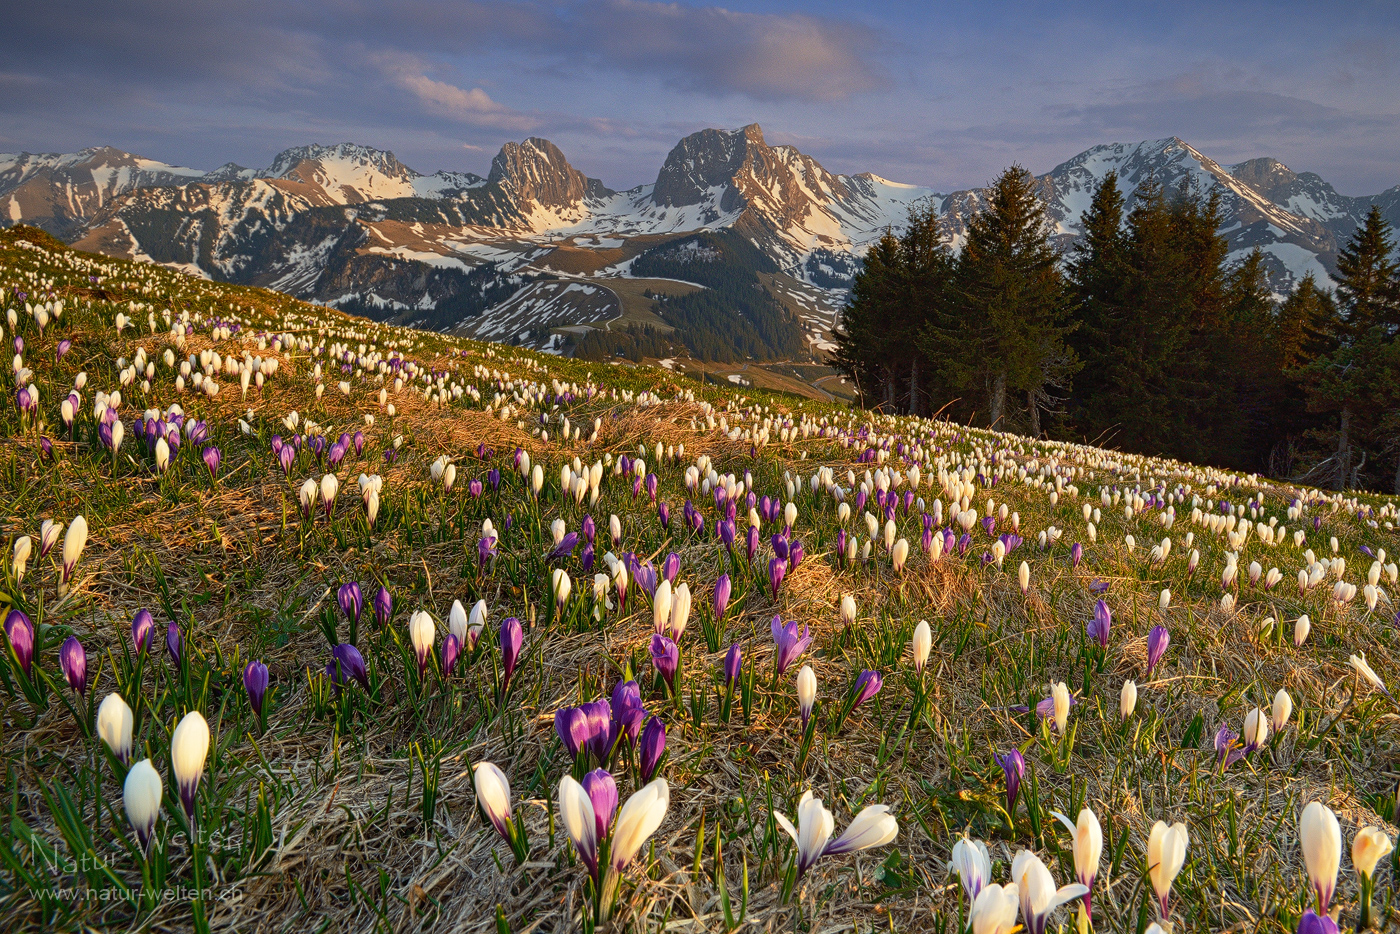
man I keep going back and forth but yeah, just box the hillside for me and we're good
[2,226,1399,933]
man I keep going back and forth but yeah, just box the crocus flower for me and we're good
[581,768,620,844]
[1121,680,1138,719]
[850,670,882,710]
[771,616,812,677]
[1299,801,1340,913]
[1147,820,1189,920]
[662,552,679,582]
[612,680,648,745]
[905,620,931,674]
[442,633,461,675]
[1052,808,1102,915]
[373,586,393,628]
[724,643,742,689]
[171,711,210,820]
[473,762,526,863]
[1087,599,1111,649]
[1146,625,1169,677]
[769,556,787,595]
[338,582,363,626]
[328,643,369,692]
[131,609,155,655]
[1011,850,1089,934]
[1242,707,1269,753]
[555,706,592,760]
[640,716,666,781]
[60,636,87,694]
[609,777,670,877]
[166,620,181,666]
[97,693,134,764]
[123,759,163,855]
[1071,542,1083,567]
[1296,911,1340,934]
[970,884,1020,934]
[500,617,523,693]
[40,519,62,558]
[713,574,732,621]
[650,633,679,690]
[951,835,992,906]
[773,790,898,881]
[1271,688,1293,733]
[244,660,269,717]
[552,569,572,611]
[5,609,35,676]
[202,445,221,478]
[997,749,1025,814]
[549,532,579,561]
[559,775,603,881]
[796,665,816,729]
[62,515,88,583]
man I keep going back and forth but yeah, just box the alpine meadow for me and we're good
[5,2,1400,934]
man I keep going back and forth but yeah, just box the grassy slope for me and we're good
[1,225,1399,933]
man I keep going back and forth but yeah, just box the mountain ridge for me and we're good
[3,128,1398,355]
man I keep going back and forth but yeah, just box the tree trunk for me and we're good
[988,371,1006,428]
[1394,443,1400,495]
[1335,405,1351,491]
[884,372,895,412]
[1027,389,1041,438]
[909,356,921,417]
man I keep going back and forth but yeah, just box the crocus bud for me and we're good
[796,665,816,728]
[4,609,34,676]
[1018,560,1030,594]
[713,574,731,621]
[13,535,31,581]
[891,538,909,573]
[911,620,931,673]
[724,643,742,688]
[639,716,666,782]
[500,617,523,692]
[839,595,857,628]
[1271,688,1293,733]
[373,586,393,628]
[131,609,155,654]
[60,635,86,694]
[409,610,435,676]
[337,582,363,625]
[244,660,269,717]
[1352,826,1393,880]
[62,515,88,582]
[97,692,134,764]
[170,710,210,820]
[1300,801,1340,912]
[40,519,62,558]
[669,582,691,640]
[1294,615,1311,647]
[1120,679,1137,719]
[123,758,163,854]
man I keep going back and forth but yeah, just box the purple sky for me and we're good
[4,0,1398,194]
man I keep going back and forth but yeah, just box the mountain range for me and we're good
[3,127,1397,356]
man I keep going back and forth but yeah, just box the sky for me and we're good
[4,0,1399,195]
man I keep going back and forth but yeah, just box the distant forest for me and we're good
[832,167,1400,492]
[577,230,808,364]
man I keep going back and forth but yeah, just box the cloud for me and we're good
[572,1,888,101]
[373,54,540,131]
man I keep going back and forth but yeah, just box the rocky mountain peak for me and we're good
[264,143,417,184]
[487,138,609,209]
[652,124,769,208]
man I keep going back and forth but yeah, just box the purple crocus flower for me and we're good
[658,501,670,529]
[580,698,617,763]
[771,534,789,561]
[131,609,155,655]
[581,543,595,573]
[836,528,848,566]
[770,616,812,676]
[328,643,369,691]
[166,620,182,666]
[1215,725,1244,769]
[1297,911,1340,934]
[850,670,882,710]
[634,562,657,598]
[549,532,579,561]
[442,633,461,676]
[478,536,497,569]
[713,574,732,621]
[724,643,742,688]
[60,636,86,694]
[353,431,365,456]
[640,716,666,782]
[789,539,804,571]
[611,680,648,744]
[278,444,295,475]
[645,473,658,503]
[581,515,595,543]
[581,768,619,843]
[997,749,1025,814]
[769,557,787,595]
[56,338,72,361]
[1146,625,1170,678]
[555,706,591,760]
[337,582,363,626]
[244,660,269,716]
[1071,542,1083,567]
[745,526,759,563]
[651,633,680,689]
[1087,599,1111,648]
[500,617,523,692]
[719,518,736,551]
[662,552,680,583]
[201,445,221,478]
[373,586,394,628]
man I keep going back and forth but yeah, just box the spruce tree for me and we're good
[937,165,1077,431]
